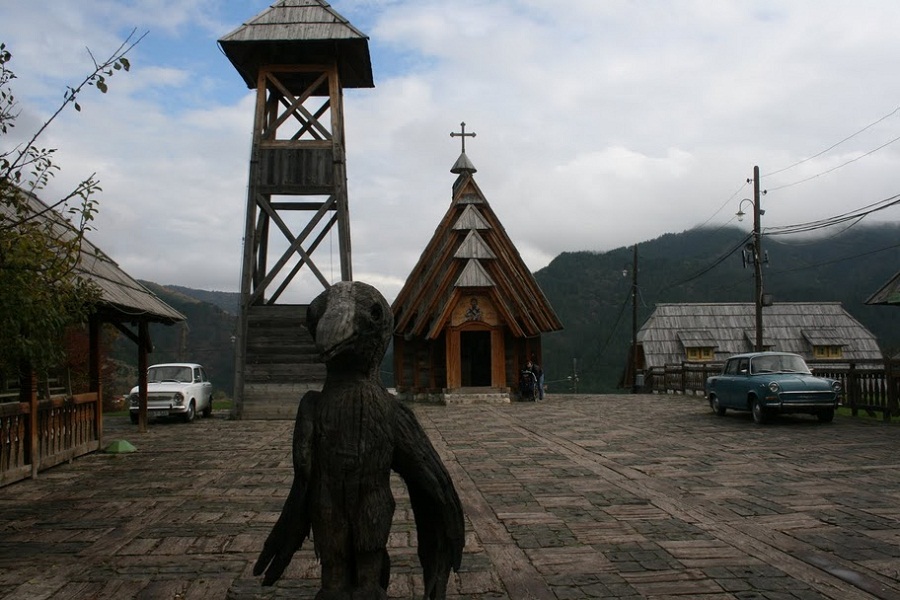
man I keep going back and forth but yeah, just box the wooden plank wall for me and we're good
[241,304,325,419]
[258,147,334,192]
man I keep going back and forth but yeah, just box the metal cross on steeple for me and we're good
[450,121,476,153]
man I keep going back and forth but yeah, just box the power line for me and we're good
[766,241,900,275]
[656,232,752,293]
[766,134,900,192]
[766,193,900,235]
[595,289,631,359]
[763,103,900,178]
[692,180,749,231]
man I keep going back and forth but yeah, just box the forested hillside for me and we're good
[535,223,900,393]
[109,283,237,396]
[111,223,898,396]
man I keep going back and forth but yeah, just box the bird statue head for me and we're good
[306,281,393,374]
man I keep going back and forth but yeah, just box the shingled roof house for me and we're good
[391,138,563,403]
[629,302,882,384]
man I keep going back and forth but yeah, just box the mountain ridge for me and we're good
[118,223,899,395]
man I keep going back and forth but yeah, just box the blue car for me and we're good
[705,352,841,424]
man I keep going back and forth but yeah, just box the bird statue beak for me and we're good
[315,290,358,361]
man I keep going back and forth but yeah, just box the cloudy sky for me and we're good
[2,1,899,303]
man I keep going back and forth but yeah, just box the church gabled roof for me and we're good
[392,170,563,340]
[218,0,374,90]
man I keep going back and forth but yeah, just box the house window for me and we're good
[813,345,843,359]
[686,347,715,362]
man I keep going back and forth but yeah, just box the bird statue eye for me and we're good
[369,301,383,322]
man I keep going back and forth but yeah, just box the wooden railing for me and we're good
[812,360,900,421]
[0,393,101,487]
[648,362,723,397]
[648,358,900,421]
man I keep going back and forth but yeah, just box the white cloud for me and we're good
[1,0,899,305]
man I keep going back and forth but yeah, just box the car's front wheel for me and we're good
[130,412,139,425]
[183,400,196,423]
[710,395,726,416]
[817,408,835,423]
[751,397,768,425]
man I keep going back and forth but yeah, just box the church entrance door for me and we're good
[460,330,491,387]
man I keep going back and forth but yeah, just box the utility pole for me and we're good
[631,243,639,392]
[738,166,765,352]
[752,165,763,352]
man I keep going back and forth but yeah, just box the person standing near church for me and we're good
[530,354,544,400]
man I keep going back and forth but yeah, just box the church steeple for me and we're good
[450,121,477,174]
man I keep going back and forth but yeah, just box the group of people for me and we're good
[519,357,545,401]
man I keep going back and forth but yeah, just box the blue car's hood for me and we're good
[760,373,834,391]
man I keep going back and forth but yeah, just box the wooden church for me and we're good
[391,125,563,403]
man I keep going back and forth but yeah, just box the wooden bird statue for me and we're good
[254,281,465,599]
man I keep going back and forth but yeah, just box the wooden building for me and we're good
[219,0,373,418]
[866,270,900,307]
[391,134,563,403]
[627,302,882,385]
[1,188,184,487]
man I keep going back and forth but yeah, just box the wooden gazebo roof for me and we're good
[6,188,184,325]
[218,0,374,91]
[392,156,562,340]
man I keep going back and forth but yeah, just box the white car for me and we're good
[128,363,213,424]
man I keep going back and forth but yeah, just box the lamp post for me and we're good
[737,165,764,352]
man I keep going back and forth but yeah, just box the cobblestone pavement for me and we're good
[2,394,900,599]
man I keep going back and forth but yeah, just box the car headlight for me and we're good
[174,392,185,405]
[129,394,138,407]
[768,381,780,393]
[832,381,842,393]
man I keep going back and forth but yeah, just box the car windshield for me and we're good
[148,366,193,383]
[749,354,811,374]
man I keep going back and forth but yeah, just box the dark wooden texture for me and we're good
[258,146,334,192]
[0,393,100,488]
[241,305,324,419]
[235,63,351,418]
[391,172,561,400]
[254,282,464,597]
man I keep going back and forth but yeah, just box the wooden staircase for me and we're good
[240,304,324,419]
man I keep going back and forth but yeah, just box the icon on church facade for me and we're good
[465,297,483,321]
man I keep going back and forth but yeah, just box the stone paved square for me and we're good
[1,394,899,599]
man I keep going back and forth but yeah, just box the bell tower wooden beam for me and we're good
[220,0,373,418]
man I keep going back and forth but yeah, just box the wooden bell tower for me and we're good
[219,1,373,418]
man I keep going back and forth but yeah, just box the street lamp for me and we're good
[738,165,765,352]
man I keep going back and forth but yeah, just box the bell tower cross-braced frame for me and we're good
[220,0,374,418]
[241,63,352,307]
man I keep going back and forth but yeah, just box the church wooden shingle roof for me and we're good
[4,188,185,325]
[392,167,562,340]
[638,302,881,368]
[218,0,373,90]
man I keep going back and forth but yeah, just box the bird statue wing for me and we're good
[392,402,465,600]
[253,390,318,585]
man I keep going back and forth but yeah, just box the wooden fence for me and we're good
[647,358,900,421]
[0,392,101,487]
